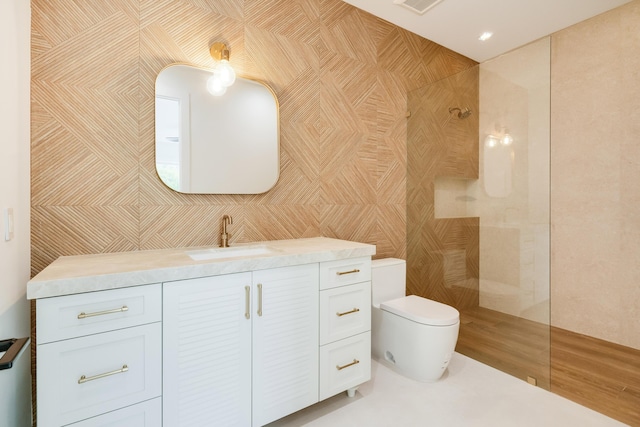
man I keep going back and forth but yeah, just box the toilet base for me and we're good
[372,306,459,382]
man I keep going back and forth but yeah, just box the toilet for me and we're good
[371,258,460,382]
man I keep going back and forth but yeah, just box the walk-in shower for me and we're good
[407,20,639,424]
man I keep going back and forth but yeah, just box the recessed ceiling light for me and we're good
[478,32,493,41]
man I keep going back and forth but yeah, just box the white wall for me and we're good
[0,0,31,339]
[0,0,31,425]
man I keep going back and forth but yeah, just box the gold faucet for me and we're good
[220,215,233,247]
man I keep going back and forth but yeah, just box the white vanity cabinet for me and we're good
[163,264,319,427]
[35,284,162,427]
[319,257,372,400]
[29,238,376,427]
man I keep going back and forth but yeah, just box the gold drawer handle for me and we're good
[336,359,360,371]
[77,306,128,319]
[78,364,128,384]
[336,269,360,276]
[336,308,360,317]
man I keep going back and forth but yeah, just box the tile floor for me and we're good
[268,353,626,427]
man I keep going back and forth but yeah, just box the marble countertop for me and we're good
[27,237,376,300]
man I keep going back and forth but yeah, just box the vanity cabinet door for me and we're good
[252,264,319,427]
[163,272,252,427]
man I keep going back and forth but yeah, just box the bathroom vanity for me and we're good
[27,237,375,427]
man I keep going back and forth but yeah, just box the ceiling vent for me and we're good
[393,0,445,15]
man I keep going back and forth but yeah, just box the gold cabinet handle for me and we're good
[336,359,360,371]
[77,306,128,319]
[244,286,251,319]
[336,269,360,276]
[336,308,360,317]
[78,364,128,384]
[257,283,263,317]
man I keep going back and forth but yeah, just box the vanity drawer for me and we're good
[37,284,162,344]
[37,323,162,427]
[67,397,161,427]
[319,332,371,400]
[320,257,371,290]
[320,282,371,345]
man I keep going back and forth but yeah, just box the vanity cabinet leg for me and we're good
[346,387,358,397]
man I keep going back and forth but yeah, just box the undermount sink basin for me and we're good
[187,245,277,261]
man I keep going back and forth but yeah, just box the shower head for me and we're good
[449,107,472,119]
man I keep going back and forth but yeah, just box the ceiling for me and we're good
[341,0,632,62]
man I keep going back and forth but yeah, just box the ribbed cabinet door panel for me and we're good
[163,273,252,427]
[252,264,319,427]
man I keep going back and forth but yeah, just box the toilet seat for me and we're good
[380,295,459,326]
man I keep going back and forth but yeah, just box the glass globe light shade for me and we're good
[207,74,227,96]
[216,60,236,87]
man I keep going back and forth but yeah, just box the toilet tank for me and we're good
[371,258,406,306]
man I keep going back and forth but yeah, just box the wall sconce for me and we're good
[207,42,236,96]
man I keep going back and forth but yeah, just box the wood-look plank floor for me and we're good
[456,306,640,426]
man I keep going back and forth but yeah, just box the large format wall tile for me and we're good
[551,0,640,350]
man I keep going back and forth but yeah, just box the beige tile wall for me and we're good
[551,0,640,349]
[30,0,476,276]
[475,37,551,323]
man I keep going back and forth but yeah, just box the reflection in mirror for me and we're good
[155,64,279,194]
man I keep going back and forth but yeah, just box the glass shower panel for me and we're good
[467,37,551,388]
[472,37,550,324]
[406,37,551,389]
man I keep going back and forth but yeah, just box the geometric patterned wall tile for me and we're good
[246,0,319,45]
[244,205,320,241]
[377,25,476,92]
[139,205,241,249]
[377,150,406,206]
[320,130,377,205]
[245,25,318,92]
[376,70,407,137]
[275,67,320,127]
[140,0,245,69]
[378,27,440,86]
[320,5,378,65]
[178,0,244,21]
[320,52,377,134]
[406,66,479,310]
[375,204,406,259]
[31,0,478,276]
[247,125,321,206]
[320,204,377,246]
[31,0,139,62]
[31,206,139,276]
[31,88,139,206]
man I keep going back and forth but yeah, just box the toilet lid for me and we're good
[380,295,460,326]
